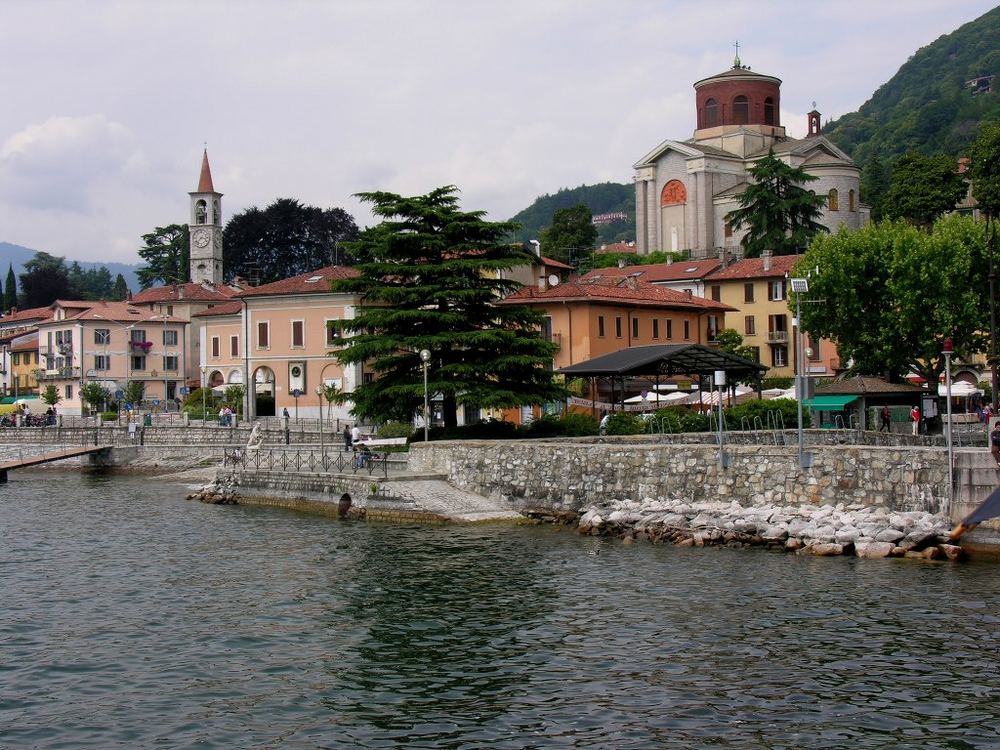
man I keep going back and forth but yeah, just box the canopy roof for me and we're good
[804,395,859,410]
[556,344,768,380]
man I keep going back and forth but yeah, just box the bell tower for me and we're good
[188,149,224,284]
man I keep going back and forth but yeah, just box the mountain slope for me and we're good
[508,182,635,246]
[0,241,141,295]
[824,5,1000,164]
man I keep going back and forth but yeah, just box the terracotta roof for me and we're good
[704,254,801,281]
[581,260,722,284]
[45,300,185,324]
[197,149,215,193]
[0,305,53,324]
[10,332,38,352]
[540,256,574,270]
[238,265,360,298]
[500,277,734,311]
[192,301,242,318]
[595,242,639,255]
[694,66,781,87]
[816,376,925,396]
[131,281,241,304]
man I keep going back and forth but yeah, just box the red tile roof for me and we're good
[130,281,241,304]
[595,242,638,254]
[192,301,242,318]
[500,277,734,311]
[238,265,360,298]
[581,259,722,284]
[44,300,186,324]
[704,254,801,281]
[540,256,574,270]
[10,332,38,352]
[0,305,53,323]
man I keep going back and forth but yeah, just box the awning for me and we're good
[805,395,859,410]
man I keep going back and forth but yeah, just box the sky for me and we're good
[0,0,997,265]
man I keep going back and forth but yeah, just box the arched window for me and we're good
[733,95,749,125]
[764,97,775,125]
[848,189,856,211]
[828,189,839,211]
[704,98,718,128]
[195,199,207,224]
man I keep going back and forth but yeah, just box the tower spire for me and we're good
[197,148,215,193]
[733,40,741,68]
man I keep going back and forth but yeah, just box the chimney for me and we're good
[177,284,185,300]
[685,289,693,299]
[718,247,728,269]
[538,275,546,290]
[617,258,627,269]
[762,249,772,272]
[529,239,541,258]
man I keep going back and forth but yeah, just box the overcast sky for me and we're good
[0,0,996,265]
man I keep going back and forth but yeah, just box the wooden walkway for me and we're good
[0,445,113,482]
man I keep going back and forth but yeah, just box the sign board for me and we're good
[291,389,303,398]
[152,399,161,406]
[179,387,189,396]
[115,390,124,400]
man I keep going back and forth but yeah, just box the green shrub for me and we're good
[762,376,794,390]
[725,398,808,430]
[604,412,646,435]
[99,411,119,423]
[410,418,519,443]
[651,406,710,433]
[556,412,599,436]
[518,412,599,438]
[377,421,416,439]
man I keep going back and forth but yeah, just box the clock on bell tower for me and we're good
[188,149,224,285]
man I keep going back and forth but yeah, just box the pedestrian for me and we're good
[282,407,290,419]
[351,424,361,449]
[991,423,1000,466]
[879,405,891,433]
[910,405,920,436]
[343,424,352,451]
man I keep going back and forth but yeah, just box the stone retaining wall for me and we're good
[408,440,951,516]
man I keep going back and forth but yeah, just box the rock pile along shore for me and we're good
[528,498,963,561]
[187,474,240,505]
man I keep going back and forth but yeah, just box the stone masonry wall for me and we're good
[408,440,951,516]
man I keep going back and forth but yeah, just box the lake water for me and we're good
[1,471,998,749]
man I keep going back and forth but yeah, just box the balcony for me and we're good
[767,330,789,344]
[36,366,80,380]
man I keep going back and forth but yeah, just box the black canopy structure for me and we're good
[557,344,768,413]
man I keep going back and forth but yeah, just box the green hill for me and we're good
[824,5,1000,164]
[508,182,635,246]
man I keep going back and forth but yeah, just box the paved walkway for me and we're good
[385,479,522,522]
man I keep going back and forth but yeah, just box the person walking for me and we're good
[351,424,361,450]
[879,405,891,433]
[343,424,352,451]
[910,405,920,436]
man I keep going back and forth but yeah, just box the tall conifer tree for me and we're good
[4,264,16,311]
[332,186,563,429]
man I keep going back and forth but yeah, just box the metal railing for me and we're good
[221,446,409,478]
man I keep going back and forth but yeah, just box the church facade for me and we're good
[634,57,868,258]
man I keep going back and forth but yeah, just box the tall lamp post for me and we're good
[315,384,325,459]
[790,277,811,469]
[200,365,207,423]
[714,369,727,469]
[943,338,954,504]
[420,349,431,442]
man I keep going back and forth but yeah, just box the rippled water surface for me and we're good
[1,471,998,749]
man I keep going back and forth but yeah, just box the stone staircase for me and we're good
[952,449,1000,553]
[376,479,523,523]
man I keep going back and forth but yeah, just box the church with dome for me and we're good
[633,53,868,258]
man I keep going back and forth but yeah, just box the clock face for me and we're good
[192,229,210,248]
[213,228,223,247]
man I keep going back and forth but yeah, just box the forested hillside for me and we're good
[508,182,635,246]
[825,5,1000,165]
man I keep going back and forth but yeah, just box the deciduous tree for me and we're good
[223,199,359,284]
[796,216,988,385]
[726,150,827,257]
[882,152,967,228]
[332,186,564,429]
[539,204,598,267]
[19,252,72,308]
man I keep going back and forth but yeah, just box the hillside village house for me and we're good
[193,266,362,420]
[32,300,187,414]
[9,333,41,401]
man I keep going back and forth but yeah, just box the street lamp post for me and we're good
[714,369,727,469]
[943,338,954,505]
[790,277,811,469]
[420,349,431,442]
[315,384,325,461]
[201,365,207,423]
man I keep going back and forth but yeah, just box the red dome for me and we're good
[694,67,781,130]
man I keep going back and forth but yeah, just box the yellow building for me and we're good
[704,253,839,379]
[10,332,41,397]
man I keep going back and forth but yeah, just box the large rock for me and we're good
[761,525,789,542]
[854,541,895,559]
[875,528,906,543]
[938,544,963,561]
[835,526,861,544]
[798,542,845,557]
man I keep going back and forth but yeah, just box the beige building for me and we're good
[194,265,363,420]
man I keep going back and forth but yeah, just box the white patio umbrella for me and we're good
[938,381,983,397]
[623,391,690,405]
